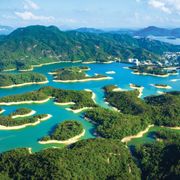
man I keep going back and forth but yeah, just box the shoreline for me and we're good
[39,129,85,145]
[0,114,52,130]
[54,102,75,106]
[150,84,172,89]
[66,107,92,113]
[0,80,49,89]
[82,61,96,64]
[121,125,154,143]
[11,110,36,119]
[129,83,144,98]
[0,109,5,114]
[160,126,180,130]
[53,76,112,83]
[84,89,96,103]
[132,72,170,77]
[0,98,50,106]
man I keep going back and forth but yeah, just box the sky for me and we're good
[0,0,180,29]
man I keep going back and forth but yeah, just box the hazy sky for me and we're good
[1,0,180,29]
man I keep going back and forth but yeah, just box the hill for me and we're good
[0,25,180,70]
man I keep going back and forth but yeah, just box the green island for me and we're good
[151,83,172,89]
[40,121,85,144]
[103,86,180,127]
[10,108,35,118]
[0,86,97,111]
[134,129,180,180]
[0,72,48,88]
[50,66,111,82]
[0,114,51,130]
[129,65,178,77]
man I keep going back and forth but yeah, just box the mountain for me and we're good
[0,25,179,71]
[0,25,14,35]
[135,26,180,38]
[73,27,104,34]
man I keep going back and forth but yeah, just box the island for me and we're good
[150,84,172,89]
[129,65,178,77]
[39,120,85,145]
[0,72,48,88]
[49,66,112,83]
[10,108,36,119]
[0,86,97,112]
[0,114,52,130]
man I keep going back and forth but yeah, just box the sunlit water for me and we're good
[0,62,179,152]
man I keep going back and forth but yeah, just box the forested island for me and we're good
[129,65,178,77]
[151,84,172,89]
[10,108,36,118]
[0,25,180,71]
[0,86,97,111]
[50,66,111,82]
[39,121,85,145]
[0,114,51,130]
[0,72,48,88]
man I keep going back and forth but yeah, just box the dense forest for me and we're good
[0,86,97,110]
[51,66,107,81]
[41,120,84,141]
[0,25,180,70]
[104,86,180,127]
[0,139,141,179]
[0,72,47,87]
[134,129,180,180]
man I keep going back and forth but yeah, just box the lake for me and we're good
[0,62,179,152]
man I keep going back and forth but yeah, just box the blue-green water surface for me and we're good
[0,62,179,152]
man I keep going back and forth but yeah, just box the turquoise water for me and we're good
[0,62,179,152]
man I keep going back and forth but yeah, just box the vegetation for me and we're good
[104,86,180,127]
[85,107,149,139]
[0,139,141,179]
[0,86,97,110]
[41,121,83,141]
[130,65,169,76]
[0,25,180,70]
[0,72,47,87]
[134,130,180,180]
[0,114,48,127]
[10,108,32,116]
[51,66,107,81]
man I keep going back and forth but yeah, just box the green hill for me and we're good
[0,25,179,70]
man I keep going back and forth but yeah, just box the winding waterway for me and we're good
[0,62,179,152]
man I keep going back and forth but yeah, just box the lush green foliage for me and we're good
[10,108,32,116]
[52,66,106,81]
[0,86,97,110]
[41,121,83,141]
[0,72,47,87]
[130,65,168,75]
[0,25,179,70]
[104,86,180,127]
[134,130,180,180]
[85,107,149,139]
[0,139,141,179]
[0,114,47,126]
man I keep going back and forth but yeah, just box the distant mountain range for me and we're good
[0,25,14,35]
[0,25,179,71]
[73,26,180,38]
